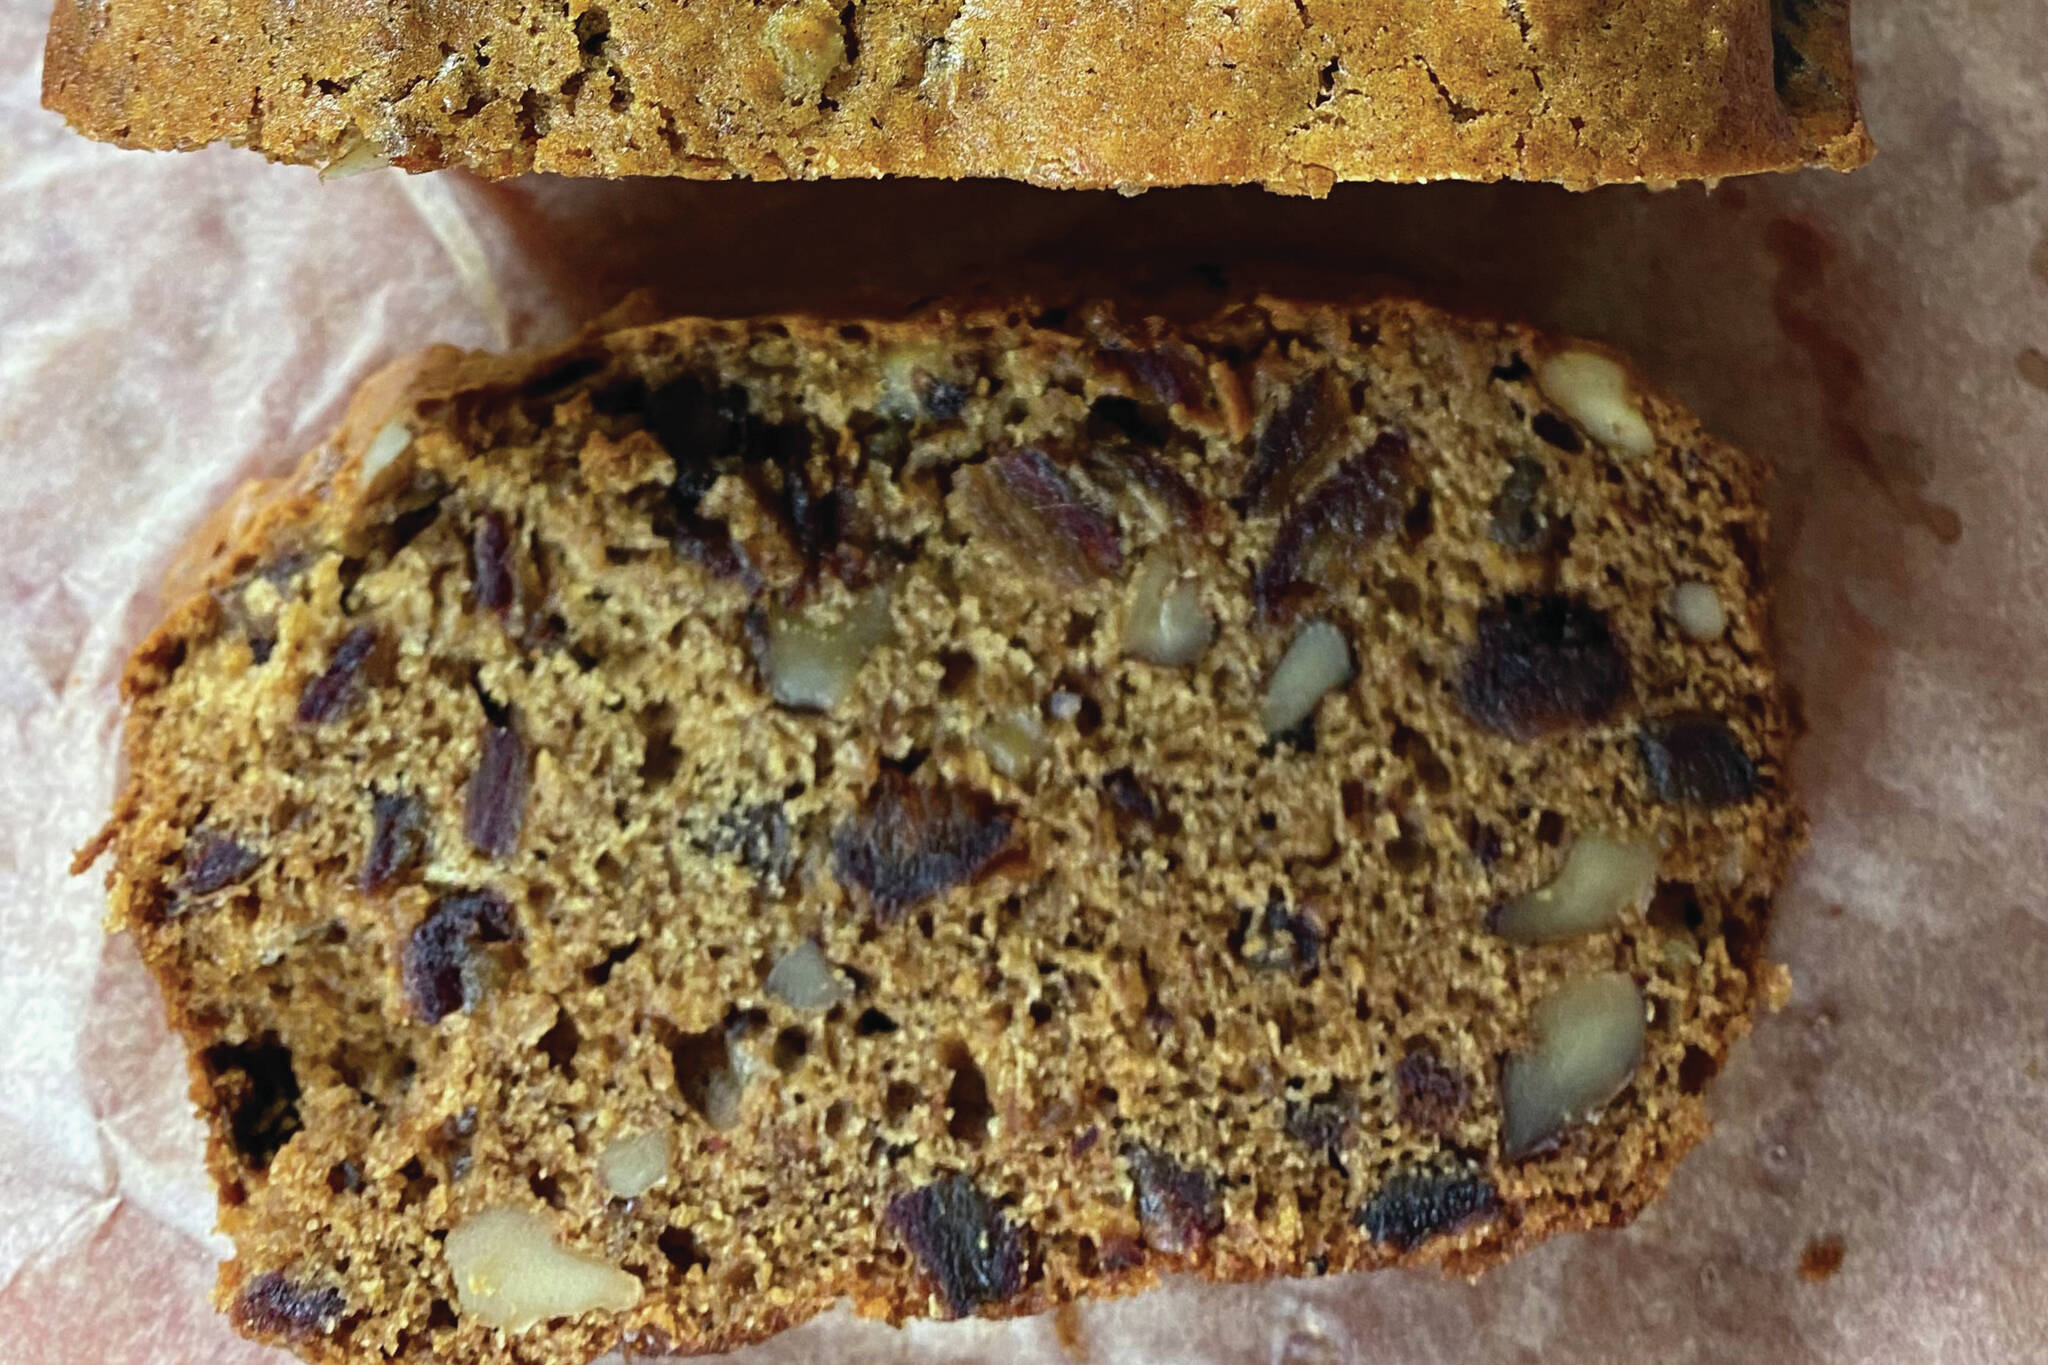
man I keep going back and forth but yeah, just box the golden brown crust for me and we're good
[94,295,1802,1364]
[42,0,1869,190]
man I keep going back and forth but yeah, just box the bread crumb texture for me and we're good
[94,297,1803,1364]
[41,0,1868,189]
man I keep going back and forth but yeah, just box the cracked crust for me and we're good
[88,295,1802,1365]
[42,0,1869,190]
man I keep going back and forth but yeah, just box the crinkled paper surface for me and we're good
[3,0,2046,1358]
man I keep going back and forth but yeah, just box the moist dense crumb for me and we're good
[87,295,1802,1365]
[40,0,1868,190]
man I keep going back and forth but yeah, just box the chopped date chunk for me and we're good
[1356,1168,1501,1251]
[1253,429,1411,617]
[181,830,262,897]
[959,447,1123,586]
[1457,595,1629,740]
[297,625,379,724]
[1638,715,1761,807]
[232,1273,346,1338]
[832,772,1013,922]
[404,890,516,1023]
[470,511,516,614]
[465,724,529,859]
[887,1174,1024,1316]
[1395,1044,1471,1134]
[361,791,428,892]
[1126,1146,1224,1255]
[1243,370,1346,515]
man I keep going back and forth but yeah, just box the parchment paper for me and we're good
[4,0,2046,1358]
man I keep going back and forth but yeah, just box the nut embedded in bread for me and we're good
[87,295,1802,1364]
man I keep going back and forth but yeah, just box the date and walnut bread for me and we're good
[83,295,1801,1364]
[42,0,1868,191]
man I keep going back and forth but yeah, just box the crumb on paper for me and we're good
[1798,1236,1846,1282]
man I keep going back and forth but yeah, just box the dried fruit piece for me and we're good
[1638,714,1760,807]
[1123,551,1213,668]
[231,1272,346,1338]
[404,890,516,1024]
[471,511,516,615]
[598,1130,673,1200]
[181,830,262,897]
[1356,1167,1501,1251]
[1490,834,1659,944]
[360,791,428,892]
[887,1174,1025,1316]
[444,1206,643,1332]
[1536,350,1654,457]
[765,940,847,1010]
[1243,370,1345,516]
[1489,457,1556,553]
[1456,595,1629,740]
[465,724,529,859]
[758,586,893,712]
[1500,972,1645,1160]
[1237,896,1323,981]
[1252,431,1411,617]
[1283,1085,1359,1154]
[1126,1147,1224,1255]
[1104,339,1210,413]
[832,771,1013,922]
[958,448,1123,586]
[1262,621,1354,737]
[1394,1044,1470,1135]
[1081,440,1206,532]
[297,625,379,724]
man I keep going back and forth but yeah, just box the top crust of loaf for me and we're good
[42,0,1868,190]
[88,295,1802,1365]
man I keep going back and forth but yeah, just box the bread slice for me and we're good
[84,295,1802,1364]
[41,0,1868,191]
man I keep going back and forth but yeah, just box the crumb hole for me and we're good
[883,1080,921,1127]
[1340,779,1368,820]
[426,1299,458,1332]
[1648,881,1705,935]
[1679,1046,1720,1094]
[772,1027,809,1071]
[855,1007,898,1036]
[938,649,977,696]
[1065,613,1097,647]
[823,1099,853,1138]
[528,1172,564,1208]
[659,1226,710,1276]
[538,1010,580,1071]
[668,1025,735,1125]
[1403,491,1434,545]
[1535,810,1567,845]
[637,706,681,786]
[940,1040,992,1145]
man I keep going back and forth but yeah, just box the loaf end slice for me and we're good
[42,0,1868,189]
[89,296,1802,1364]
